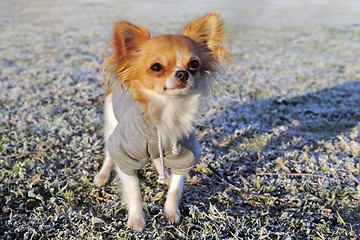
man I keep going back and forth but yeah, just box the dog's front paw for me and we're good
[94,171,110,187]
[164,207,181,224]
[128,211,145,232]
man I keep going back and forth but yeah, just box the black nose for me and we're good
[175,70,189,82]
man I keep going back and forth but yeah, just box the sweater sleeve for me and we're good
[107,124,150,176]
[164,131,201,175]
[106,90,151,176]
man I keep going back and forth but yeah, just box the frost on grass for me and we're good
[1,14,360,240]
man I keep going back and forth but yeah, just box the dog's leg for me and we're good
[94,151,112,186]
[94,94,117,186]
[152,158,171,185]
[164,174,185,224]
[115,166,145,232]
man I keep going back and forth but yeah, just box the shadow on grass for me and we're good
[264,80,360,150]
[218,80,360,154]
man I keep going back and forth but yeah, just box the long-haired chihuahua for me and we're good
[94,13,231,232]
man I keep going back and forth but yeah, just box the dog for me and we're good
[94,13,231,232]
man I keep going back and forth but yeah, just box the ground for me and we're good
[0,1,359,239]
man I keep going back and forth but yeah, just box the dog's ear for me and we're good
[103,22,150,85]
[183,13,231,64]
[111,22,150,62]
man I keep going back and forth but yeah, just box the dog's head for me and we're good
[103,13,231,103]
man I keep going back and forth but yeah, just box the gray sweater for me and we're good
[107,88,201,176]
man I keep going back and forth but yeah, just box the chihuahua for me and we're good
[94,13,231,232]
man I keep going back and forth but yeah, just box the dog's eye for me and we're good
[150,63,163,72]
[187,60,200,71]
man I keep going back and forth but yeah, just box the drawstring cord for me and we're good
[157,128,166,184]
[156,128,178,184]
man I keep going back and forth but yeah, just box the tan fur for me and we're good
[183,13,232,64]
